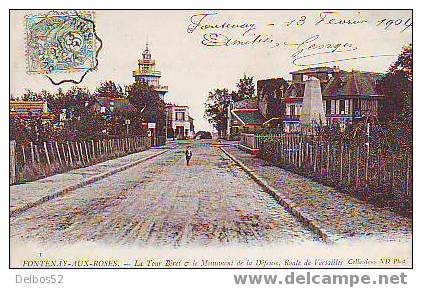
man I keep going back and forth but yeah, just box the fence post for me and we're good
[67,141,73,166]
[75,142,81,164]
[391,156,395,194]
[365,141,370,187]
[339,143,343,187]
[308,140,312,170]
[61,143,67,165]
[326,143,330,180]
[406,152,411,196]
[55,142,62,165]
[10,141,16,185]
[84,141,89,162]
[313,138,318,173]
[34,144,40,165]
[43,142,51,169]
[91,140,95,159]
[319,141,324,177]
[22,145,27,167]
[30,142,35,164]
[347,146,351,185]
[356,145,360,188]
[49,142,56,165]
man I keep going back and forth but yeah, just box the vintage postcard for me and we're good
[9,9,412,272]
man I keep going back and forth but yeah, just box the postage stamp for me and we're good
[25,10,97,75]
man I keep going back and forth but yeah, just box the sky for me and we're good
[10,10,412,131]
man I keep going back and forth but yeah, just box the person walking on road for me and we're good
[185,146,192,166]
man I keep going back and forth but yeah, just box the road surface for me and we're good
[10,140,318,247]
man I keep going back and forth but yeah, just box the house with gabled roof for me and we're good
[92,97,138,116]
[10,100,55,122]
[322,70,384,125]
[227,97,266,139]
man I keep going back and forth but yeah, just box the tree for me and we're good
[232,74,255,101]
[127,82,166,137]
[204,88,231,137]
[94,80,125,99]
[377,44,412,124]
[22,89,40,101]
[376,44,412,149]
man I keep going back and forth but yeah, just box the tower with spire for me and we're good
[132,43,168,99]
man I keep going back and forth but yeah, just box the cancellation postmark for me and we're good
[25,10,101,84]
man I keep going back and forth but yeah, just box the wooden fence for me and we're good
[10,136,151,185]
[255,134,412,216]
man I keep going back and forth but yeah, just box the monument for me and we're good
[300,76,326,128]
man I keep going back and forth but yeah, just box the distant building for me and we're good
[228,66,384,137]
[165,104,193,139]
[257,78,288,128]
[10,100,54,122]
[91,97,138,117]
[188,116,195,137]
[283,67,334,133]
[90,97,143,136]
[227,97,266,139]
[323,70,384,125]
[282,66,384,132]
[132,43,168,99]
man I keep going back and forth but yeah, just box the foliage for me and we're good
[232,74,255,101]
[204,74,256,136]
[376,44,412,148]
[377,44,412,123]
[10,80,167,141]
[94,81,125,99]
[204,88,231,134]
[126,81,166,137]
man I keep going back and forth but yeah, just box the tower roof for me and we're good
[142,42,151,60]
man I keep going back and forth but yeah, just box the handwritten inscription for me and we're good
[284,35,357,59]
[376,18,412,32]
[315,11,368,26]
[187,13,255,35]
[187,11,411,66]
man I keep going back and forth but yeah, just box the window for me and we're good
[326,100,331,115]
[340,100,345,114]
[175,112,185,121]
[289,105,295,116]
[293,74,303,82]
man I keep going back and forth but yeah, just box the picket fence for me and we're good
[241,133,412,215]
[10,136,151,185]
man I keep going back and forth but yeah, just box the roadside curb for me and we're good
[10,149,168,218]
[220,147,335,244]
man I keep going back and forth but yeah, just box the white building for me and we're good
[165,104,194,139]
